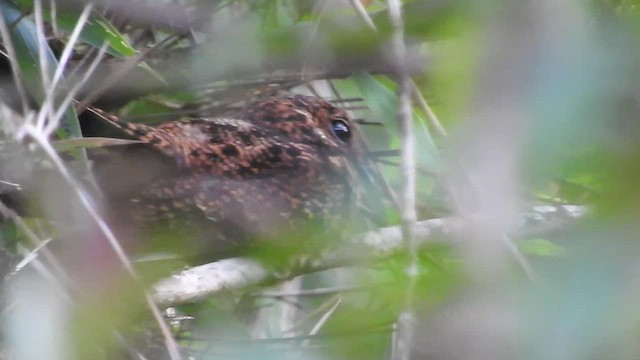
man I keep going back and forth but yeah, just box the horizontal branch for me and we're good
[153,205,587,307]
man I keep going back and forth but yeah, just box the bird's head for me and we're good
[242,95,358,156]
[243,95,381,216]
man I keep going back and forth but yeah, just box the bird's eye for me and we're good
[331,119,351,142]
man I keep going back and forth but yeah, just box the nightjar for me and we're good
[91,95,372,262]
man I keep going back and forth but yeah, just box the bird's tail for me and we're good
[86,106,156,142]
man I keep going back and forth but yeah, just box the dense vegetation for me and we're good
[2,0,640,359]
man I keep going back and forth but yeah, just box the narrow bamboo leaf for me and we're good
[53,137,141,152]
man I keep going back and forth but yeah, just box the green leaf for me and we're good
[56,11,135,58]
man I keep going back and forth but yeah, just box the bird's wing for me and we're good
[128,172,313,252]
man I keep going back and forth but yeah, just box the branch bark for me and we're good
[153,205,587,307]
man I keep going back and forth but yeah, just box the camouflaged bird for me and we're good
[91,95,370,260]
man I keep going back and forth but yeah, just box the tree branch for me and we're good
[153,205,587,307]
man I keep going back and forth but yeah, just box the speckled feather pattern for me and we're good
[94,95,366,256]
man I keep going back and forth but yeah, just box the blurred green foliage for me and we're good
[4,0,640,359]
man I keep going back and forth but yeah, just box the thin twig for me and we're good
[257,285,368,297]
[178,324,393,343]
[33,0,52,103]
[0,180,21,189]
[49,0,59,37]
[75,33,177,114]
[50,5,93,90]
[411,80,447,138]
[33,4,93,136]
[12,237,53,274]
[283,294,342,336]
[47,44,108,136]
[301,296,342,347]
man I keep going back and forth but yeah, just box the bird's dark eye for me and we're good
[331,119,351,142]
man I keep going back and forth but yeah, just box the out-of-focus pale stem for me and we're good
[386,0,417,359]
[0,8,30,115]
[35,4,94,136]
[33,1,49,88]
[51,5,92,90]
[46,44,108,136]
[347,0,377,31]
[49,0,59,37]
[503,235,538,280]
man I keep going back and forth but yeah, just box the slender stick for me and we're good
[386,0,418,359]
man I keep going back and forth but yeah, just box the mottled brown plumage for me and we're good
[92,95,369,260]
